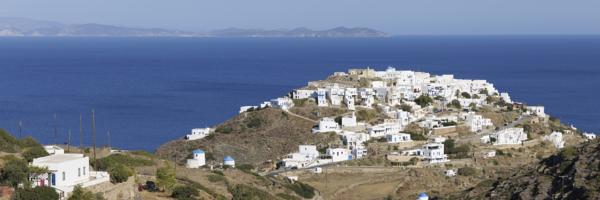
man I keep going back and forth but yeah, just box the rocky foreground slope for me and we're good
[459,139,600,199]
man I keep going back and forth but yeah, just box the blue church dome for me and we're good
[224,156,234,161]
[192,149,205,154]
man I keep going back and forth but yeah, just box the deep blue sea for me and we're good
[1,36,599,151]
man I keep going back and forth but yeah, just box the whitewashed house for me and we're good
[312,117,341,133]
[342,131,370,149]
[186,128,211,141]
[582,132,597,140]
[490,128,527,145]
[44,146,65,155]
[465,112,493,133]
[351,145,368,159]
[329,84,345,106]
[239,106,258,113]
[401,143,449,164]
[186,149,206,168]
[500,92,513,104]
[317,89,329,107]
[527,106,546,118]
[270,97,294,110]
[281,145,320,168]
[368,121,401,138]
[326,148,351,162]
[224,156,235,168]
[544,131,565,149]
[386,133,412,143]
[30,154,109,196]
[341,112,357,127]
[292,89,316,99]
[421,143,449,163]
[484,151,496,158]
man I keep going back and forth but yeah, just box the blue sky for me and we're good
[2,0,600,35]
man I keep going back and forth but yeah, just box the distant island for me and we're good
[0,17,389,38]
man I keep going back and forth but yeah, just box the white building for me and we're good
[326,148,351,162]
[342,132,370,149]
[500,92,512,104]
[484,151,496,158]
[421,143,449,163]
[281,145,321,169]
[44,146,65,155]
[239,106,258,113]
[341,112,357,127]
[490,128,527,145]
[401,143,449,164]
[30,154,109,196]
[292,89,316,99]
[317,89,329,107]
[464,112,493,133]
[224,156,235,168]
[543,131,565,149]
[351,145,368,159]
[527,106,546,118]
[582,132,597,140]
[312,117,341,133]
[186,128,211,141]
[270,97,295,110]
[186,149,206,168]
[386,133,412,143]
[368,120,401,138]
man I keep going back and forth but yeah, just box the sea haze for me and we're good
[0,36,599,151]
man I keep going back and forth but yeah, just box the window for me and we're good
[78,168,81,177]
[83,167,86,175]
[62,171,65,181]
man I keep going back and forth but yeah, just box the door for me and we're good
[51,173,56,186]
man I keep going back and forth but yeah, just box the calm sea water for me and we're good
[1,36,599,151]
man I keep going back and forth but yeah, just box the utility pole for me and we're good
[107,130,111,150]
[92,110,97,168]
[18,121,22,138]
[67,130,71,152]
[80,114,83,153]
[53,113,58,145]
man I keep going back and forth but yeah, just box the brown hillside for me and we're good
[155,108,341,165]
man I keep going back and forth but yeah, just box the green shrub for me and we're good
[215,125,233,134]
[68,185,105,200]
[0,158,28,187]
[94,154,153,171]
[171,185,199,200]
[457,167,477,176]
[108,164,133,183]
[156,166,176,191]
[0,129,20,153]
[559,146,578,160]
[285,181,316,199]
[207,174,226,182]
[461,92,471,99]
[277,193,301,200]
[14,186,59,200]
[356,109,378,122]
[18,136,42,148]
[229,184,276,200]
[22,145,49,162]
[415,95,433,107]
[448,100,462,109]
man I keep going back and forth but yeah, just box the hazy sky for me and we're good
[2,0,600,35]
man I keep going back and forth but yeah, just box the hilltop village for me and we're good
[158,67,595,199]
[1,67,598,200]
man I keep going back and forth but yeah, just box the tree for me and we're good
[22,146,49,162]
[156,166,176,191]
[171,185,199,200]
[414,95,433,107]
[479,88,489,95]
[0,158,28,187]
[14,187,59,200]
[399,104,412,112]
[68,185,105,200]
[461,92,471,99]
[448,99,462,109]
[108,164,133,183]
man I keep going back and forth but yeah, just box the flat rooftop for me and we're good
[32,153,86,164]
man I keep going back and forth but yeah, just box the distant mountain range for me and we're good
[0,17,389,38]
